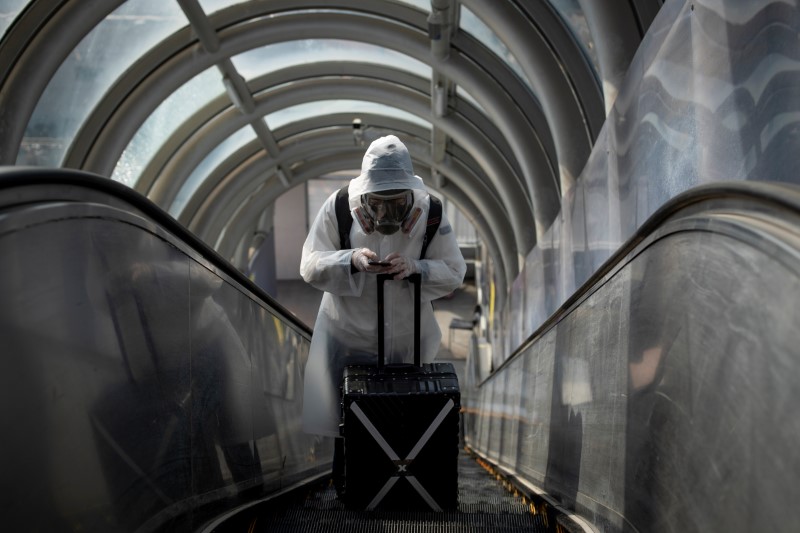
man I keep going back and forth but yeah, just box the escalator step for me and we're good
[241,451,550,532]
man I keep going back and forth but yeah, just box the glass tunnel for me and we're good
[1,0,800,531]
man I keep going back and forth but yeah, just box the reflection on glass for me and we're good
[459,6,534,97]
[0,0,27,39]
[171,126,256,217]
[232,39,431,81]
[81,222,318,528]
[113,68,224,188]
[485,0,800,371]
[17,0,187,167]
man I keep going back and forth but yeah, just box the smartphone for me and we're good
[368,260,391,267]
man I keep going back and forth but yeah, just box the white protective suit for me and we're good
[300,135,467,437]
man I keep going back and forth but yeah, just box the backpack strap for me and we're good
[420,195,442,260]
[335,185,352,249]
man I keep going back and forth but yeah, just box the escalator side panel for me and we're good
[0,202,324,532]
[465,219,800,532]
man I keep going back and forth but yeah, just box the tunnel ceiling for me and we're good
[0,0,663,291]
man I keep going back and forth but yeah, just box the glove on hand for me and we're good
[352,248,379,272]
[385,252,418,280]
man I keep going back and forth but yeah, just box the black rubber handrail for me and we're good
[0,166,312,335]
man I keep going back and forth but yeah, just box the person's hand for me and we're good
[385,252,418,280]
[352,248,377,272]
[351,248,392,273]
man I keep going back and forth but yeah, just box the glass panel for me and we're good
[456,85,485,114]
[172,99,429,218]
[443,199,478,245]
[0,0,28,39]
[486,0,800,367]
[17,0,187,167]
[171,126,256,217]
[307,178,351,230]
[267,99,431,131]
[232,39,431,81]
[197,0,245,11]
[393,0,430,12]
[0,198,320,529]
[547,0,600,75]
[459,6,535,97]
[113,68,224,188]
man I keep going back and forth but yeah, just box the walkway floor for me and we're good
[213,449,549,532]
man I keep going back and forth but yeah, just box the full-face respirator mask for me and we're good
[353,189,421,236]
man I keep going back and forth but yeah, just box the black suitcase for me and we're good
[340,273,460,511]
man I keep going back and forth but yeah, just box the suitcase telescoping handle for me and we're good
[377,272,421,370]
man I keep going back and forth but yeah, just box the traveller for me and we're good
[299,134,466,487]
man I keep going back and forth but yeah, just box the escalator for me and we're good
[4,168,800,532]
[0,168,323,532]
[462,181,800,532]
[0,168,566,532]
[206,450,551,532]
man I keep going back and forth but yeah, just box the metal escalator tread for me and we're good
[249,450,548,532]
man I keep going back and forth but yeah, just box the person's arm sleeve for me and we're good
[299,193,365,296]
[416,211,467,302]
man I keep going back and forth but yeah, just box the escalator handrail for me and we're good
[483,179,800,383]
[0,166,313,335]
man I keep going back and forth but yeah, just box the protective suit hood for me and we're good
[348,135,425,203]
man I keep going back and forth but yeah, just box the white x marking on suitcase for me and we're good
[349,398,455,511]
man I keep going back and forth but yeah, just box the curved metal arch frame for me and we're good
[140,61,523,207]
[0,1,564,222]
[0,0,424,164]
[252,112,504,213]
[142,74,533,269]
[446,29,552,183]
[64,10,538,180]
[459,0,602,195]
[178,113,434,226]
[157,66,522,227]
[263,112,429,151]
[195,0,559,192]
[576,0,656,114]
[192,135,363,240]
[59,9,554,248]
[510,0,605,136]
[0,0,127,163]
[201,127,506,247]
[0,0,661,304]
